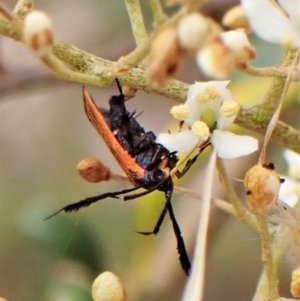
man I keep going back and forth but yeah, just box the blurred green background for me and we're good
[0,1,298,301]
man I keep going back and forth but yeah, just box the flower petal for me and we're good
[278,0,300,29]
[185,81,233,126]
[241,0,299,47]
[187,80,230,99]
[156,130,200,154]
[211,130,258,158]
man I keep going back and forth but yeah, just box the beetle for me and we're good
[47,80,207,275]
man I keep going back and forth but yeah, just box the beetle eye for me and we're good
[153,169,165,182]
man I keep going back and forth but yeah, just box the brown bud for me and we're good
[146,26,184,87]
[222,5,251,32]
[197,30,256,79]
[122,85,136,99]
[291,266,300,298]
[92,271,126,301]
[244,163,281,215]
[77,158,111,183]
[23,11,54,58]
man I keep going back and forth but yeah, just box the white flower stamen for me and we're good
[191,121,210,139]
[196,87,221,104]
[220,101,240,118]
[170,104,191,120]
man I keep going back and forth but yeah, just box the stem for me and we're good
[256,215,279,300]
[253,224,293,301]
[42,53,113,87]
[125,0,148,46]
[115,40,150,72]
[146,0,168,26]
[0,3,12,20]
[245,65,298,81]
[216,157,258,229]
[13,0,34,19]
[259,50,299,164]
[236,50,297,130]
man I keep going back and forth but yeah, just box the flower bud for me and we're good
[24,10,54,58]
[146,27,183,87]
[222,5,251,32]
[244,163,282,215]
[77,158,111,183]
[222,30,256,63]
[177,13,221,53]
[122,86,136,99]
[197,30,256,79]
[0,297,8,301]
[92,271,126,301]
[170,104,190,120]
[291,266,300,298]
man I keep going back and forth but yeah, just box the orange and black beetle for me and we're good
[48,80,207,275]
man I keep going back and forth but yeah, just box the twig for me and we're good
[216,157,258,229]
[244,65,298,81]
[13,0,33,19]
[255,215,279,300]
[146,0,168,26]
[0,2,12,20]
[259,49,300,164]
[252,224,292,301]
[125,0,148,46]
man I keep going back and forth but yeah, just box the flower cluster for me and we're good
[146,12,256,86]
[156,81,258,159]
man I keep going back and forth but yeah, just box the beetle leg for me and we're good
[45,186,141,220]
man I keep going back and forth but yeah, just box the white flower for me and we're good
[157,81,258,158]
[241,0,300,48]
[184,81,232,127]
[156,130,202,154]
